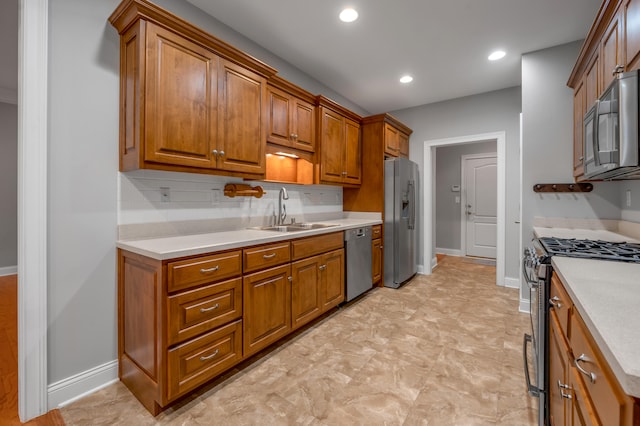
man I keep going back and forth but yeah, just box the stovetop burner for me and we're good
[538,237,640,262]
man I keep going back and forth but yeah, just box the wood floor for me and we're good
[0,274,65,426]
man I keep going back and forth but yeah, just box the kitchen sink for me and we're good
[251,223,339,232]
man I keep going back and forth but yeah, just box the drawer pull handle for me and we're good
[200,349,219,361]
[549,296,562,308]
[319,264,327,271]
[200,266,220,274]
[558,380,572,399]
[575,354,596,383]
[200,303,220,313]
[263,253,277,259]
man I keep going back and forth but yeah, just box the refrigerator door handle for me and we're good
[408,180,416,230]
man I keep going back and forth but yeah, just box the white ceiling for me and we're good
[0,1,602,112]
[187,0,602,113]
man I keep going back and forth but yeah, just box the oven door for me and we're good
[522,251,545,393]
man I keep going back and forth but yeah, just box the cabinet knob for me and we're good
[319,265,327,271]
[288,276,292,282]
[549,296,562,309]
[219,150,225,157]
[342,171,347,175]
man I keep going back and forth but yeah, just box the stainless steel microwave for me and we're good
[583,70,640,180]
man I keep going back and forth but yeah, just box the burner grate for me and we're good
[539,237,640,262]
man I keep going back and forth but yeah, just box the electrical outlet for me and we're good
[455,196,460,204]
[160,187,170,202]
[627,189,632,207]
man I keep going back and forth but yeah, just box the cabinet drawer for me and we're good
[167,251,242,293]
[168,277,242,346]
[550,274,571,338]
[167,319,242,400]
[291,232,344,260]
[371,225,382,240]
[570,310,630,426]
[243,242,291,273]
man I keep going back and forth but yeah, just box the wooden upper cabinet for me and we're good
[625,0,640,70]
[266,76,316,153]
[343,118,362,185]
[602,8,623,89]
[109,0,277,178]
[217,60,266,174]
[317,96,362,186]
[144,23,218,169]
[585,52,600,107]
[399,131,410,158]
[384,123,400,156]
[573,79,586,178]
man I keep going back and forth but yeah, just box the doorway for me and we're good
[461,153,497,259]
[423,131,506,286]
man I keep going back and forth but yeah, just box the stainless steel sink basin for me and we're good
[251,223,339,232]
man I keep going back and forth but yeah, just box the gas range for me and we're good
[537,237,640,263]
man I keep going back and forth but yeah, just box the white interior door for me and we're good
[464,155,497,258]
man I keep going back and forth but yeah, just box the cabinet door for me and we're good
[320,249,345,311]
[399,132,410,158]
[573,79,586,178]
[372,238,382,285]
[319,107,346,184]
[291,256,322,330]
[266,86,293,147]
[243,264,291,357]
[145,23,218,168]
[292,98,316,153]
[217,59,266,175]
[343,118,362,185]
[625,0,640,70]
[384,123,400,157]
[602,8,623,89]
[585,53,600,106]
[549,314,571,426]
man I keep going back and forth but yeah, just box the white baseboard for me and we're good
[0,265,17,276]
[519,298,530,314]
[48,359,118,409]
[504,276,520,289]
[435,248,462,257]
[416,264,425,274]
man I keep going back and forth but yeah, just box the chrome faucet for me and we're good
[278,187,289,225]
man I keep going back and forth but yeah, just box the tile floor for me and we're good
[61,256,537,425]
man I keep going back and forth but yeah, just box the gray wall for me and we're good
[0,101,17,268]
[521,41,622,252]
[391,86,522,279]
[435,141,496,252]
[46,0,368,384]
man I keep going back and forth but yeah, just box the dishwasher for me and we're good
[344,226,372,302]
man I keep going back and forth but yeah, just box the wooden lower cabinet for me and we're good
[118,231,346,415]
[243,264,292,357]
[549,272,637,425]
[291,256,322,331]
[320,248,345,311]
[372,238,382,285]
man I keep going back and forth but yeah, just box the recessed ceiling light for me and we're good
[399,75,413,84]
[488,50,506,61]
[339,8,358,23]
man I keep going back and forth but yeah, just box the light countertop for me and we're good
[552,256,640,398]
[116,217,382,260]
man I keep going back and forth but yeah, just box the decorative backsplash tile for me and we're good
[118,169,343,227]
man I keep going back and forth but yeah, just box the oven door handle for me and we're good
[523,333,541,397]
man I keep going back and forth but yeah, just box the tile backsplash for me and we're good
[118,169,343,227]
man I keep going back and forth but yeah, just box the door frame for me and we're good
[18,0,49,420]
[423,131,506,286]
[460,152,497,258]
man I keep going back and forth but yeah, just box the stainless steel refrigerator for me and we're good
[384,157,419,288]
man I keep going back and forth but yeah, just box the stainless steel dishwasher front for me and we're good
[344,226,372,302]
